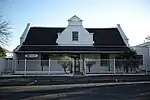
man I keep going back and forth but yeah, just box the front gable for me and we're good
[56,15,94,46]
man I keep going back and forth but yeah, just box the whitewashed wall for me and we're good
[133,46,149,71]
[0,58,6,74]
[49,56,69,73]
[57,15,94,46]
[57,26,94,46]
[15,53,121,74]
[16,54,41,71]
[84,54,100,73]
[149,46,150,71]
[84,54,116,74]
[15,54,69,74]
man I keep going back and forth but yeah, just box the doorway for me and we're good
[71,54,81,74]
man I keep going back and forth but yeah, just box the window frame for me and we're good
[72,31,79,41]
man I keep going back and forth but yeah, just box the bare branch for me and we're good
[0,16,11,47]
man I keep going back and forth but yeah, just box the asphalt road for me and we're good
[0,83,150,100]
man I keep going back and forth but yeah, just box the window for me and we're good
[101,54,109,66]
[72,31,78,41]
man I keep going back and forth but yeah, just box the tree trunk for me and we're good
[70,64,73,74]
[88,67,91,73]
[41,66,44,71]
[125,66,129,73]
[63,67,67,73]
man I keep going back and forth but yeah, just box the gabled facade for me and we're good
[133,42,150,71]
[57,15,94,46]
[13,15,130,75]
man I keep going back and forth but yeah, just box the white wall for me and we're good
[0,58,13,74]
[148,46,150,71]
[15,54,69,74]
[49,56,70,73]
[38,56,71,73]
[133,46,149,71]
[0,58,6,74]
[57,26,94,46]
[16,54,41,71]
[15,53,124,74]
[84,54,101,73]
[84,54,116,73]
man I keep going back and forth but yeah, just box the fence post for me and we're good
[84,59,86,75]
[49,58,51,75]
[146,64,148,75]
[13,59,16,74]
[24,59,27,75]
[113,58,116,75]
[12,59,14,74]
[8,58,9,72]
[72,60,75,75]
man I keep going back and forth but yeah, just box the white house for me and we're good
[133,42,150,71]
[12,15,142,75]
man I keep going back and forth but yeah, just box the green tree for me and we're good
[119,48,137,59]
[117,48,139,73]
[0,47,6,57]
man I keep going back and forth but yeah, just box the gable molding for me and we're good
[13,23,31,52]
[117,24,129,46]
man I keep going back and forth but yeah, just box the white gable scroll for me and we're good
[56,15,94,46]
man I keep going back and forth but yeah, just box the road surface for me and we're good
[0,83,150,100]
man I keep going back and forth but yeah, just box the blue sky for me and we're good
[0,0,150,51]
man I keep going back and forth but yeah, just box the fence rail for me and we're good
[0,59,148,76]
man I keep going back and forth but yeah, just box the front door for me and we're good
[71,54,80,74]
[74,57,80,73]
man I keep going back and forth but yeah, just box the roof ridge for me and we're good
[30,26,66,28]
[30,26,117,29]
[85,27,117,29]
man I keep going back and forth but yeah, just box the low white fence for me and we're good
[84,59,145,75]
[0,59,147,75]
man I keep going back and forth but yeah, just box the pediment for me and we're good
[68,15,82,22]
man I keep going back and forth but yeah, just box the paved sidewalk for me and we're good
[1,81,150,93]
[1,75,150,87]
